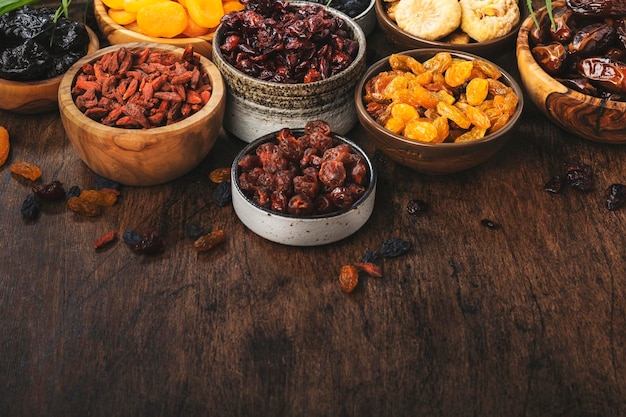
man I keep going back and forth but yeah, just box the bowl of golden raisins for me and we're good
[355,49,524,174]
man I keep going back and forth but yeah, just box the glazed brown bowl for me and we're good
[516,2,626,143]
[93,0,214,58]
[0,26,99,114]
[355,48,524,174]
[58,43,226,186]
[375,0,526,58]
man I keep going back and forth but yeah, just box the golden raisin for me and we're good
[209,167,231,183]
[67,197,101,217]
[339,264,359,293]
[0,126,9,166]
[79,189,118,206]
[444,60,473,88]
[404,118,438,143]
[423,52,452,74]
[455,126,487,142]
[465,78,489,106]
[193,229,226,252]
[10,161,42,181]
[437,101,471,129]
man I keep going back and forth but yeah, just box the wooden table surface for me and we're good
[2,4,626,417]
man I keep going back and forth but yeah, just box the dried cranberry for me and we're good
[565,161,594,192]
[544,175,565,194]
[133,228,165,255]
[605,183,626,210]
[32,180,65,201]
[407,199,429,215]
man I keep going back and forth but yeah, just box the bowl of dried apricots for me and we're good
[58,42,226,186]
[355,49,524,174]
[93,0,244,58]
[375,0,526,58]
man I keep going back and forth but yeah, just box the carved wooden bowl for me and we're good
[93,0,214,58]
[0,26,99,114]
[516,5,626,144]
[375,0,526,58]
[354,48,524,174]
[58,43,226,186]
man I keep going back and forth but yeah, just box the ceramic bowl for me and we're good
[355,48,524,174]
[211,1,367,143]
[375,0,526,58]
[516,2,626,144]
[353,0,377,37]
[231,128,376,246]
[93,0,214,58]
[58,43,226,186]
[0,26,99,114]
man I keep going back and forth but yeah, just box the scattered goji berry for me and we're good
[32,180,66,201]
[67,196,101,217]
[10,161,42,181]
[209,167,231,183]
[354,262,382,278]
[193,229,226,252]
[339,264,360,293]
[94,231,117,249]
[0,125,9,166]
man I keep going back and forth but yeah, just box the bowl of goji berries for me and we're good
[355,48,524,174]
[231,120,376,246]
[58,42,226,186]
[211,0,367,143]
[0,5,100,114]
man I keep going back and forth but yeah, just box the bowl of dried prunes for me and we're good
[516,0,626,143]
[0,5,100,114]
[231,120,376,246]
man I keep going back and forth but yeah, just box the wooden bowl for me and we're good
[93,0,214,58]
[516,3,626,144]
[0,26,99,114]
[354,48,524,174]
[58,43,226,186]
[375,0,526,58]
[231,128,376,246]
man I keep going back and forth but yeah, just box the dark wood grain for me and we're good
[1,3,626,416]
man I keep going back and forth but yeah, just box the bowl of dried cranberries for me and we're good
[355,48,524,174]
[58,42,226,186]
[212,0,367,143]
[231,120,376,246]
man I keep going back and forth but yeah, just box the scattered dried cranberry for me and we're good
[605,183,626,210]
[407,199,429,215]
[565,161,594,192]
[544,175,565,194]
[481,219,500,229]
[133,228,165,255]
[32,180,66,201]
[380,238,412,258]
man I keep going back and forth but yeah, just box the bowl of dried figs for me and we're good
[516,0,626,143]
[212,0,367,143]
[93,0,244,59]
[231,120,376,246]
[58,42,226,186]
[376,0,526,58]
[0,6,100,114]
[355,48,524,174]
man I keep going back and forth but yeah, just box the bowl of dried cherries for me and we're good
[212,0,367,142]
[375,0,526,58]
[231,120,376,246]
[355,49,524,174]
[516,0,626,143]
[0,5,100,114]
[58,42,226,186]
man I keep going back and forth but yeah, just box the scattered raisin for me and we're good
[339,264,360,293]
[184,222,206,240]
[361,249,378,263]
[212,181,232,207]
[380,238,412,258]
[79,189,118,206]
[566,161,594,192]
[20,194,39,220]
[122,228,141,247]
[10,161,42,181]
[481,218,500,229]
[605,183,626,210]
[95,176,121,191]
[32,180,66,201]
[67,196,101,217]
[193,230,226,252]
[544,175,565,194]
[407,199,429,215]
[65,185,81,199]
[209,167,231,183]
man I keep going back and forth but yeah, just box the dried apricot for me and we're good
[108,8,137,25]
[102,0,125,9]
[10,161,42,181]
[185,0,224,29]
[182,13,211,37]
[222,0,245,14]
[0,126,9,166]
[136,1,188,38]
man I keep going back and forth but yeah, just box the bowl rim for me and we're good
[58,42,225,135]
[231,128,377,220]
[0,25,100,86]
[375,0,526,49]
[355,48,525,148]
[211,0,367,89]
[353,0,376,20]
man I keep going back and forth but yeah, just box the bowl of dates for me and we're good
[58,43,226,186]
[93,0,242,59]
[355,48,524,174]
[516,0,626,144]
[231,120,376,246]
[375,0,526,58]
[211,0,367,143]
[0,6,100,114]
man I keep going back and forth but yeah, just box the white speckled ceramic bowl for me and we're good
[231,129,376,246]
[212,1,367,143]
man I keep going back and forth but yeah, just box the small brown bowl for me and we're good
[93,0,214,58]
[375,0,526,58]
[58,43,226,186]
[354,48,524,174]
[0,26,99,114]
[516,2,626,144]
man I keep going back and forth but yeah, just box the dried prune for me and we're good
[20,194,39,220]
[32,180,65,201]
[407,199,429,215]
[380,238,412,258]
[566,161,594,192]
[212,181,232,207]
[184,222,206,240]
[605,183,626,210]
